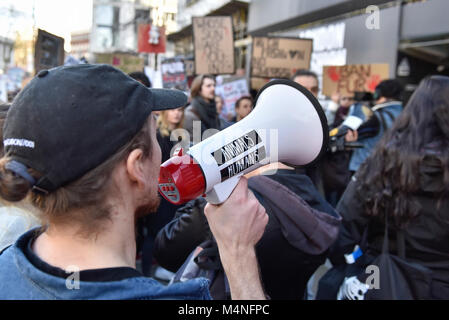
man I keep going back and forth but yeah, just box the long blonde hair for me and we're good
[157,109,185,137]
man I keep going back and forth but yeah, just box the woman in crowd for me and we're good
[326,75,449,299]
[156,107,186,163]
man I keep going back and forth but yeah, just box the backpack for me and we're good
[318,215,434,300]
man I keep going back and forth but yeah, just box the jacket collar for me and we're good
[372,101,402,111]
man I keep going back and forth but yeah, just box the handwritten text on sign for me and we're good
[251,37,313,78]
[193,16,235,75]
[322,64,389,96]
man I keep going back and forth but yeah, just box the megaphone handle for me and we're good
[204,175,241,205]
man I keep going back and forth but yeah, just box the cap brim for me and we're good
[151,88,188,111]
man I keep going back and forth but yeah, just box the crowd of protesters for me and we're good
[0,61,447,300]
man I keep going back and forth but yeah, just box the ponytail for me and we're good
[0,157,33,202]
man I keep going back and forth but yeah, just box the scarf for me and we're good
[191,96,220,130]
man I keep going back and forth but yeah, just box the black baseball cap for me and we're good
[3,64,187,193]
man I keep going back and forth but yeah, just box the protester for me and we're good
[292,69,319,97]
[292,70,325,197]
[184,75,221,141]
[215,94,232,129]
[0,64,268,300]
[137,107,187,277]
[322,75,449,299]
[0,103,40,252]
[346,79,404,173]
[156,108,186,163]
[321,93,356,207]
[332,94,355,129]
[215,95,224,115]
[232,95,254,122]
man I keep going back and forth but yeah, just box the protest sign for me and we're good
[193,16,235,75]
[34,29,65,74]
[251,37,312,79]
[95,53,145,75]
[138,24,166,53]
[161,58,188,91]
[215,76,249,117]
[322,63,389,96]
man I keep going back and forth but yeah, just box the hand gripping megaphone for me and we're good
[158,79,329,205]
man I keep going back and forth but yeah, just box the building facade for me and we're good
[247,0,449,96]
[91,0,177,54]
[70,31,91,61]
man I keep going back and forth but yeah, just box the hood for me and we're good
[248,174,341,255]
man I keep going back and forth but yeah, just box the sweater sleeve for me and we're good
[153,198,211,272]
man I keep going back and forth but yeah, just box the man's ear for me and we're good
[126,149,146,189]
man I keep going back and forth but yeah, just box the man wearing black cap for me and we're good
[0,64,268,300]
[345,79,404,172]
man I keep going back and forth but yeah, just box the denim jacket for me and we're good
[349,101,403,172]
[0,229,212,300]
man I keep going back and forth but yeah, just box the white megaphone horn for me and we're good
[158,79,329,205]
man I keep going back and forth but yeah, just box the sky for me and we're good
[0,0,93,51]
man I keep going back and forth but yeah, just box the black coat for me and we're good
[328,156,449,299]
[154,169,341,299]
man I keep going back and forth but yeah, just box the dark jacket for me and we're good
[329,156,449,299]
[157,130,175,163]
[154,169,341,300]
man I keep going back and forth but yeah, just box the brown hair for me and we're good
[0,117,154,238]
[190,75,215,99]
[235,96,253,109]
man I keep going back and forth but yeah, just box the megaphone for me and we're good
[158,79,328,205]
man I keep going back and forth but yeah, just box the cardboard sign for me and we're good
[95,53,145,75]
[161,58,188,91]
[215,76,249,117]
[138,24,166,54]
[322,64,390,97]
[193,16,235,75]
[251,37,312,79]
[34,29,65,74]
